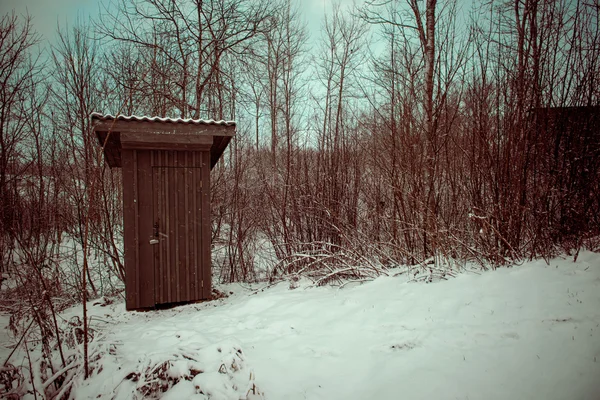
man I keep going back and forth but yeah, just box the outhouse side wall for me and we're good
[121,148,211,310]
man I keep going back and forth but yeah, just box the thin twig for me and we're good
[3,319,35,367]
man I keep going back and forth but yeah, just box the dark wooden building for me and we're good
[92,114,235,310]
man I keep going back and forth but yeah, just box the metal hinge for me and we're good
[201,280,204,288]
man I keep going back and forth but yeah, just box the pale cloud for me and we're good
[303,0,366,41]
[0,0,100,41]
[0,0,365,45]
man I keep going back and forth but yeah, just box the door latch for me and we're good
[150,222,160,244]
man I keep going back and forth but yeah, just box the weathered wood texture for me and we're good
[93,114,233,310]
[122,149,211,310]
[93,116,233,169]
[121,132,213,150]
[121,149,156,308]
[151,150,210,305]
[93,119,234,135]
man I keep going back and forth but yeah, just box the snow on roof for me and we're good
[91,112,236,126]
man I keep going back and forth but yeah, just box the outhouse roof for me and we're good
[91,113,236,126]
[92,113,235,169]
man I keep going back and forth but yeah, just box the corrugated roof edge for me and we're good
[91,112,236,126]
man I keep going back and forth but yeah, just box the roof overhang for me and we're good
[92,113,235,169]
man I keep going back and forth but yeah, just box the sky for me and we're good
[0,0,359,45]
[1,0,101,42]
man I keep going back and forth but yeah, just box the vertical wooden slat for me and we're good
[160,152,166,303]
[156,152,162,305]
[152,155,159,305]
[177,165,186,303]
[190,151,200,300]
[133,150,140,307]
[159,159,165,303]
[137,150,155,308]
[201,150,212,299]
[171,151,177,303]
[152,150,164,305]
[165,152,172,302]
[194,152,204,299]
[121,149,138,310]
[184,153,190,301]
[190,153,195,301]
[173,152,180,303]
[163,152,167,302]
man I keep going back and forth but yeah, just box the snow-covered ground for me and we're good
[2,252,600,399]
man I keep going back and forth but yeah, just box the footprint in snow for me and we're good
[370,340,420,353]
[390,341,418,351]
[501,332,520,340]
[303,347,340,358]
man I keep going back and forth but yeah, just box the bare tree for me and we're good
[97,0,273,119]
[313,3,368,246]
[0,13,42,273]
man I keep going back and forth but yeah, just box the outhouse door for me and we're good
[151,151,211,306]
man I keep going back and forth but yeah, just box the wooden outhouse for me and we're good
[92,114,235,310]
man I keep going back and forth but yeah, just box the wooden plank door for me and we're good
[152,157,204,305]
[122,149,156,310]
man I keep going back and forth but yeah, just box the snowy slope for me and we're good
[3,252,600,399]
